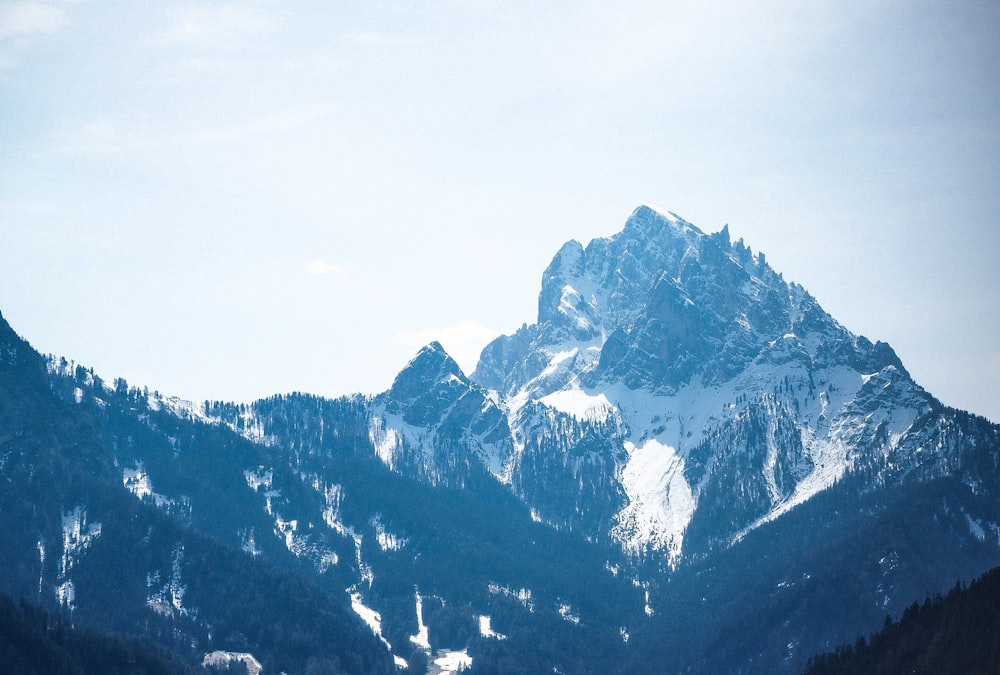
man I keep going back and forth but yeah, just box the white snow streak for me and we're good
[57,507,101,610]
[351,592,385,640]
[409,590,431,650]
[612,439,694,565]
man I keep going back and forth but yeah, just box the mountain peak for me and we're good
[476,205,905,400]
[534,206,706,343]
[419,340,448,358]
[624,204,702,239]
[387,342,470,413]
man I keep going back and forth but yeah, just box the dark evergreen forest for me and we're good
[0,591,196,674]
[805,565,1000,675]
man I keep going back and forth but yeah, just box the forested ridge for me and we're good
[0,591,197,674]
[805,565,1000,674]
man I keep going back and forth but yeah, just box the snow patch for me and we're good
[478,615,505,639]
[540,388,615,422]
[612,439,694,565]
[56,581,75,610]
[369,417,402,470]
[123,464,176,509]
[315,480,351,536]
[274,515,305,556]
[558,603,580,624]
[202,651,263,675]
[153,394,211,424]
[351,590,399,656]
[372,514,408,551]
[350,588,412,667]
[432,649,472,673]
[558,285,597,332]
[243,466,273,492]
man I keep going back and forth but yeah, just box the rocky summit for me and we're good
[470,206,931,563]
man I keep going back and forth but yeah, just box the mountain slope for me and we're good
[0,312,396,674]
[1,205,998,674]
[32,332,650,673]
[369,341,515,485]
[304,205,999,671]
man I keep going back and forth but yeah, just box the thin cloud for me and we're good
[152,6,276,50]
[0,3,67,40]
[0,199,57,216]
[57,107,331,157]
[345,31,420,48]
[54,119,131,156]
[304,259,348,280]
[182,108,329,145]
[175,56,229,74]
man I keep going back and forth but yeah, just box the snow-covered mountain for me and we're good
[371,205,976,567]
[2,205,998,674]
[343,204,1000,669]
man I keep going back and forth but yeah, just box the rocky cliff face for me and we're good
[444,205,987,565]
[369,341,515,486]
[477,205,904,398]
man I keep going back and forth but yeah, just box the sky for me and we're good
[1,1,998,421]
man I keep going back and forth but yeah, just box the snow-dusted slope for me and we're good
[368,341,516,486]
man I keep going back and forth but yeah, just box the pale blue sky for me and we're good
[2,1,998,421]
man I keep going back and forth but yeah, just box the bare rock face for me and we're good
[469,206,989,564]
